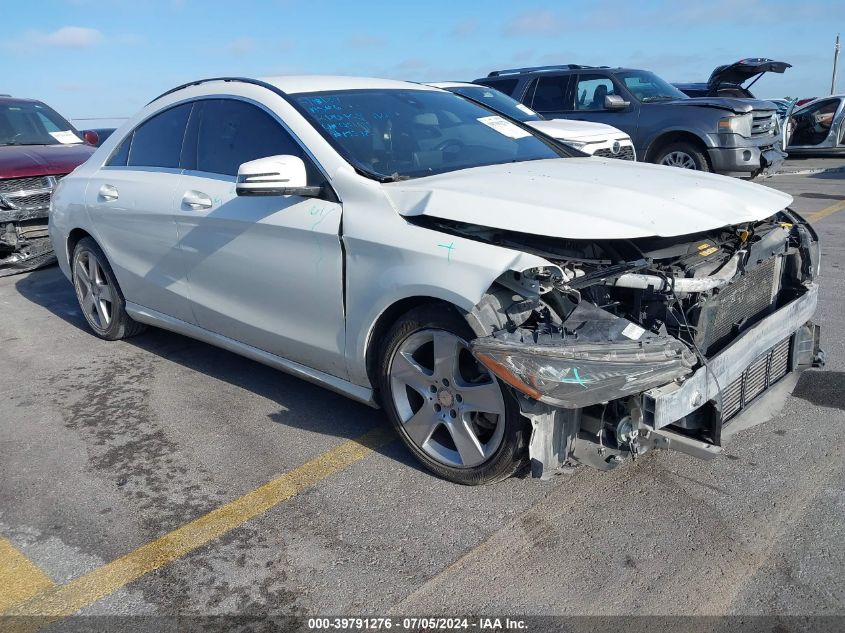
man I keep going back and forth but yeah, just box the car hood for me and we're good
[669,96,777,113]
[527,119,629,141]
[0,143,95,179]
[384,158,792,240]
[708,58,791,90]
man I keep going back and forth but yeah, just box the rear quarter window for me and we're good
[126,103,192,169]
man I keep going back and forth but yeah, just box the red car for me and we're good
[0,96,96,276]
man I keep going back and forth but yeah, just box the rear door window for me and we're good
[191,99,305,177]
[126,103,192,169]
[530,75,571,113]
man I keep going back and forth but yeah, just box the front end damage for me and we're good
[0,175,62,277]
[449,209,823,477]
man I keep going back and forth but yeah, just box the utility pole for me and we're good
[833,34,841,95]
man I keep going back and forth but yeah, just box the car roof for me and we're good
[482,65,631,78]
[259,75,438,94]
[151,76,440,106]
[0,96,43,105]
[426,81,477,89]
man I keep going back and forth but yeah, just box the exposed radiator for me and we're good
[698,256,782,353]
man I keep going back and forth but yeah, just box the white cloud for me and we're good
[6,26,103,51]
[344,34,385,49]
[502,10,565,36]
[226,37,255,56]
[451,18,478,37]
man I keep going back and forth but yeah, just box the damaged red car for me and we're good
[0,95,95,276]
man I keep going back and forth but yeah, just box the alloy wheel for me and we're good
[389,329,506,468]
[660,151,698,169]
[73,250,114,332]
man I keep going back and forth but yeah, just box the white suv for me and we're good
[50,75,822,484]
[428,82,635,160]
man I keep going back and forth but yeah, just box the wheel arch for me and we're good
[66,228,95,266]
[364,295,463,401]
[645,130,711,165]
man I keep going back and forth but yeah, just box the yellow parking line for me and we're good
[0,537,55,612]
[808,199,845,222]
[2,426,393,625]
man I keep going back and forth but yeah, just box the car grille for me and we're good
[700,257,781,353]
[594,145,635,160]
[0,175,65,212]
[721,336,791,421]
[751,111,778,139]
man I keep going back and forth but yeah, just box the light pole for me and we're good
[833,34,841,95]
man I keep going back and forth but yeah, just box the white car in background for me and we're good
[428,81,636,160]
[50,75,821,485]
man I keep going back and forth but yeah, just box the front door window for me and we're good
[575,75,616,111]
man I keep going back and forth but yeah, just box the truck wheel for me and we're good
[72,237,146,340]
[655,142,711,171]
[378,304,528,485]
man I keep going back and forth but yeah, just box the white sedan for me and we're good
[50,75,822,484]
[428,81,635,160]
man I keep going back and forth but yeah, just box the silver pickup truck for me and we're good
[475,64,785,178]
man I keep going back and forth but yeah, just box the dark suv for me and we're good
[0,96,95,275]
[474,64,784,177]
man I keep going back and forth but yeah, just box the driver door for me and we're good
[173,98,347,378]
[567,74,640,144]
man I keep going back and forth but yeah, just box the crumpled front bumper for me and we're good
[707,144,786,175]
[642,283,820,430]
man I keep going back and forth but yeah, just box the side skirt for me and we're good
[125,302,378,408]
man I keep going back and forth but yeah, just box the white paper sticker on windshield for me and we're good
[516,103,536,115]
[49,130,83,144]
[477,115,531,139]
[621,323,645,340]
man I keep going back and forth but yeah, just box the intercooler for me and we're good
[720,335,791,421]
[696,255,782,354]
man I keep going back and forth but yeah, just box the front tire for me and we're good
[72,237,145,340]
[377,304,528,485]
[654,141,711,171]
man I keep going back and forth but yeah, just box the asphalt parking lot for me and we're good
[1,158,844,630]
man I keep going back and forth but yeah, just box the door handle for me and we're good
[182,190,213,210]
[98,184,119,201]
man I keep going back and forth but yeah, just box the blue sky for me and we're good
[4,0,844,124]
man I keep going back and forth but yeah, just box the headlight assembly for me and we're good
[563,140,588,150]
[470,304,697,409]
[717,113,753,137]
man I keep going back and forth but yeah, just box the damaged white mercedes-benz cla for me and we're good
[50,76,824,484]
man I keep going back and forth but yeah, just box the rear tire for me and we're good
[71,237,146,340]
[654,141,711,171]
[377,304,528,485]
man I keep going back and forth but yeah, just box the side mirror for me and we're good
[82,129,100,146]
[236,155,322,197]
[604,95,630,110]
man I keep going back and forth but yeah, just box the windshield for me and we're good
[445,86,542,123]
[294,89,566,180]
[0,101,82,146]
[616,71,688,103]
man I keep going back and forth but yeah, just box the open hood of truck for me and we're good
[384,158,792,240]
[708,58,791,90]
